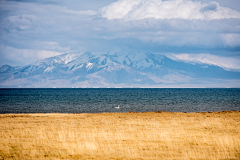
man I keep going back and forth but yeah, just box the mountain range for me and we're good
[0,51,240,88]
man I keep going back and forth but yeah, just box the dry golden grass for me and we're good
[0,111,240,160]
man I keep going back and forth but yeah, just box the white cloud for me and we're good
[62,9,97,15]
[0,44,64,66]
[32,41,70,52]
[1,14,37,32]
[100,0,240,20]
[171,53,240,70]
[95,19,240,48]
[221,34,240,47]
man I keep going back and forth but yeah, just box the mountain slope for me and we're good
[0,51,240,87]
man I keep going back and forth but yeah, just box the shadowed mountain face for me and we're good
[0,51,240,87]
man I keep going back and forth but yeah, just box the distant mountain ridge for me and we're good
[0,50,240,87]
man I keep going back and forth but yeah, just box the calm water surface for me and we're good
[0,88,239,113]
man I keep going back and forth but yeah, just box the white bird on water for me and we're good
[115,105,120,109]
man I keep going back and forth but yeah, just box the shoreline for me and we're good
[1,110,239,115]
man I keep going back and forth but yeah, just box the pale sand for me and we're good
[0,111,239,159]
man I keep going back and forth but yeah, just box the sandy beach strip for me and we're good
[0,111,239,159]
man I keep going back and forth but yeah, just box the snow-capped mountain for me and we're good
[0,50,240,87]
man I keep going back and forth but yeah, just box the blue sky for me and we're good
[0,0,240,70]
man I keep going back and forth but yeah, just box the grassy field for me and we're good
[0,111,239,160]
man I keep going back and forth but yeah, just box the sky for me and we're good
[0,0,240,70]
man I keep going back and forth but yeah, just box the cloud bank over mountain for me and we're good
[100,0,240,20]
[170,53,240,70]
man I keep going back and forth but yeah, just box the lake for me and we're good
[0,88,239,113]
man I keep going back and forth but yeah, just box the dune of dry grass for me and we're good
[0,111,239,160]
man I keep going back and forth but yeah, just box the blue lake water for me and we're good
[0,88,240,113]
